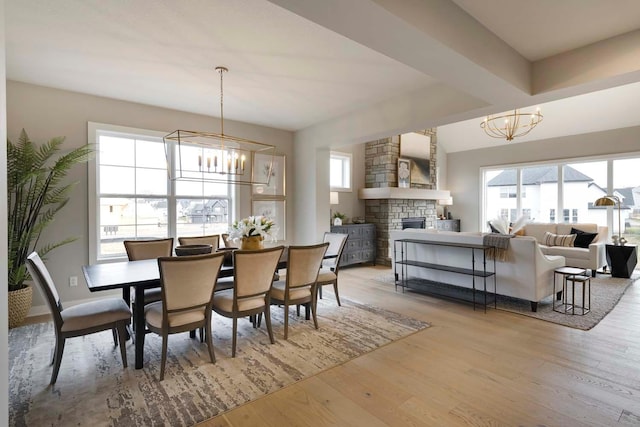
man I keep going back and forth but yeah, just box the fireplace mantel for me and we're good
[358,187,450,200]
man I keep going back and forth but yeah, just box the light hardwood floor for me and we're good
[199,265,640,427]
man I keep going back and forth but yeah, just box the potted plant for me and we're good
[333,212,347,226]
[7,129,92,328]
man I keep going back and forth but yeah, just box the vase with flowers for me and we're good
[229,215,275,250]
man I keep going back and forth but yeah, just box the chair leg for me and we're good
[296,305,300,317]
[284,305,289,340]
[264,307,275,344]
[319,285,323,299]
[51,337,66,385]
[333,280,341,306]
[116,323,128,368]
[232,318,238,358]
[112,328,118,346]
[311,298,319,330]
[160,334,168,381]
[205,318,216,364]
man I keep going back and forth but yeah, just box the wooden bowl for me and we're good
[175,244,213,256]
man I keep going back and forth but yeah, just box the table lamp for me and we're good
[594,195,624,245]
[438,197,453,219]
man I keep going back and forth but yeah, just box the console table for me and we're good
[393,238,496,312]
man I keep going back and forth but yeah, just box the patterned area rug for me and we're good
[378,271,639,330]
[9,298,428,426]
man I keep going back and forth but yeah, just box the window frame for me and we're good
[330,151,352,192]
[88,122,236,263]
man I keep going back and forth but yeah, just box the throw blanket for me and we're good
[483,233,514,261]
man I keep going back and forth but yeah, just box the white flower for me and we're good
[228,215,275,240]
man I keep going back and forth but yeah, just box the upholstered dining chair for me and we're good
[26,252,131,384]
[212,246,284,357]
[316,232,349,306]
[178,234,220,251]
[145,252,225,380]
[270,242,329,339]
[220,233,232,248]
[123,238,174,306]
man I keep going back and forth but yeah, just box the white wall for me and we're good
[7,81,293,310]
[447,126,640,232]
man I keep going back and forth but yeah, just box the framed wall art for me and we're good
[252,153,285,196]
[400,132,431,186]
[252,199,286,241]
[398,158,411,188]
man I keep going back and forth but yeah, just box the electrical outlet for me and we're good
[69,276,78,287]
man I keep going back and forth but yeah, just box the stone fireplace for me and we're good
[361,130,447,266]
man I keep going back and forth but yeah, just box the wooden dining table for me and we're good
[82,249,296,369]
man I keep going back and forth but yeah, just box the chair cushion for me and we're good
[212,289,265,313]
[317,268,337,284]
[144,301,205,329]
[270,280,312,301]
[61,298,131,332]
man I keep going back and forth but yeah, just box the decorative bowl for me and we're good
[175,244,213,256]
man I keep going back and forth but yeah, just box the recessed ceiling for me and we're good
[6,0,640,151]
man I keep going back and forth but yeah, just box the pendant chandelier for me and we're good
[164,66,276,185]
[480,108,543,141]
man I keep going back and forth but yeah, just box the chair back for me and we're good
[124,238,173,261]
[287,243,330,291]
[233,246,284,300]
[322,232,349,271]
[25,252,64,327]
[221,233,231,248]
[178,234,220,251]
[157,253,224,315]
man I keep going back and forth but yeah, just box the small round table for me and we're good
[553,267,587,314]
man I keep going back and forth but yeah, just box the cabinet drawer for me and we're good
[345,239,363,251]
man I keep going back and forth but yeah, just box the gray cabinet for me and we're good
[330,223,376,266]
[436,219,460,232]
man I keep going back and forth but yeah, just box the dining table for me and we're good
[82,248,299,369]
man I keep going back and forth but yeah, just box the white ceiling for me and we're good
[6,0,640,153]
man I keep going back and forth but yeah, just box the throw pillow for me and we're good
[571,227,598,248]
[543,231,577,247]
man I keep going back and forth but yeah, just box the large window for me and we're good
[330,151,352,191]
[89,123,233,262]
[481,154,640,244]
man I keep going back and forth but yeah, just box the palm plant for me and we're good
[8,129,93,291]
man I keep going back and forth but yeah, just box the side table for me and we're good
[553,267,586,314]
[606,245,637,278]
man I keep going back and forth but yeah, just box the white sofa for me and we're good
[390,229,565,311]
[520,223,608,276]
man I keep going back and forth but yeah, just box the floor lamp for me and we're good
[594,195,625,245]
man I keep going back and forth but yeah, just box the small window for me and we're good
[330,151,352,191]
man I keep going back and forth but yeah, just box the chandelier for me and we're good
[164,66,276,185]
[480,108,543,141]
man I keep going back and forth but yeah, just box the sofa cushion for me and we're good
[543,231,576,247]
[571,227,598,248]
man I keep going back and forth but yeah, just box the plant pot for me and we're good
[9,284,33,329]
[241,236,264,250]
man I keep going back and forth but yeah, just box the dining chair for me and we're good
[270,242,329,339]
[212,246,284,357]
[178,234,220,251]
[25,252,131,384]
[123,238,174,305]
[316,232,349,306]
[221,233,232,248]
[145,252,225,380]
